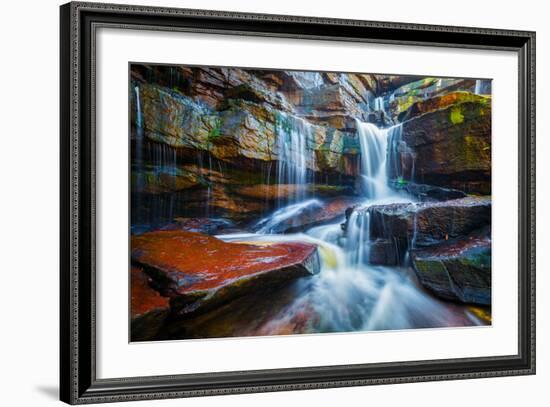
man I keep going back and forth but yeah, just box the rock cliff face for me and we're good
[400,93,491,194]
[131,65,491,227]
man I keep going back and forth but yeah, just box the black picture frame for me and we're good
[60,1,536,404]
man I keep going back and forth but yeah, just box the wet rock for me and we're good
[368,239,400,265]
[400,96,491,194]
[131,230,320,316]
[412,231,491,305]
[368,196,491,246]
[130,267,170,341]
[341,196,491,266]
[160,282,319,339]
[161,217,237,235]
[256,197,363,234]
[136,84,219,151]
[287,84,368,130]
[373,74,426,95]
[395,182,467,202]
[399,91,488,122]
[231,184,354,201]
[131,165,200,194]
[389,79,477,120]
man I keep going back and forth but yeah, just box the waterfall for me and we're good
[474,79,482,95]
[374,96,385,113]
[216,116,477,333]
[346,208,370,266]
[355,119,394,199]
[150,142,178,175]
[134,85,144,174]
[386,123,403,180]
[275,113,314,204]
[386,124,416,183]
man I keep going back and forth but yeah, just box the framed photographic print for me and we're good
[60,1,536,404]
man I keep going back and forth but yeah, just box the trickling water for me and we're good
[150,142,178,175]
[386,123,403,180]
[475,79,482,95]
[275,113,314,204]
[134,86,144,183]
[373,96,385,113]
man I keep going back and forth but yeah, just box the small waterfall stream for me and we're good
[275,113,314,205]
[217,117,481,333]
[475,79,482,95]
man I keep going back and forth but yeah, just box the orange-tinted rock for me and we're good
[131,230,320,315]
[130,267,170,341]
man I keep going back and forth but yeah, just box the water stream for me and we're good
[217,119,482,333]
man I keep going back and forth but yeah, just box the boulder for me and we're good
[412,231,491,305]
[368,196,491,246]
[160,282,318,339]
[255,197,363,234]
[130,267,170,341]
[400,96,491,194]
[395,182,467,202]
[342,196,491,266]
[131,230,320,316]
[368,238,401,265]
[161,217,237,235]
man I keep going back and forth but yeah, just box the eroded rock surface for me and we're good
[131,230,320,316]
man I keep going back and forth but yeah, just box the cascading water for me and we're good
[134,86,144,155]
[345,209,370,266]
[134,86,144,187]
[355,119,395,199]
[275,113,314,204]
[217,115,482,333]
[373,96,385,113]
[475,79,482,95]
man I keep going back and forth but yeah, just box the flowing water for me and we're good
[217,119,482,333]
[274,112,314,204]
[475,79,482,95]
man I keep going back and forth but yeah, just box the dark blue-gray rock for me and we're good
[411,231,491,305]
[396,182,467,202]
[367,196,491,247]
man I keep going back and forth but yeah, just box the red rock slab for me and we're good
[130,267,170,341]
[131,230,319,314]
